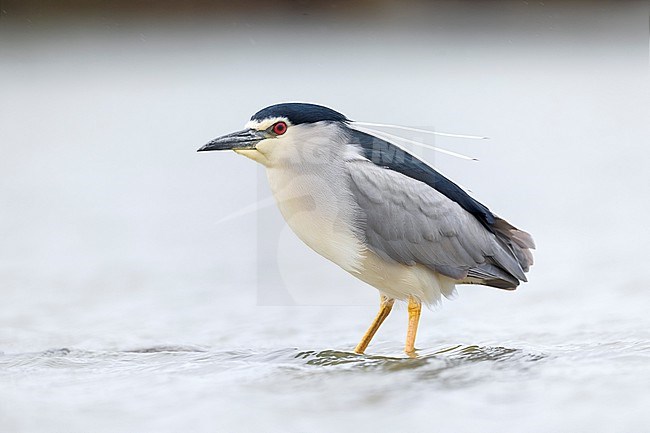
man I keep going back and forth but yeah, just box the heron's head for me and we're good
[198,103,350,166]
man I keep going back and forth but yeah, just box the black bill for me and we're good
[197,128,266,152]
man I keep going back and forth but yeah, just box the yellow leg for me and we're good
[405,296,422,356]
[354,295,395,354]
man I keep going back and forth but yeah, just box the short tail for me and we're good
[464,217,535,290]
[493,217,535,273]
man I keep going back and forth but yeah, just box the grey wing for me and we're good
[347,160,528,289]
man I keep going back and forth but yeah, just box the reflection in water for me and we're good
[1,345,545,373]
[294,345,546,373]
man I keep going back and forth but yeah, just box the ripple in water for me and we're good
[293,344,547,375]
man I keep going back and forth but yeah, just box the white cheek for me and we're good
[254,133,301,166]
[255,138,275,154]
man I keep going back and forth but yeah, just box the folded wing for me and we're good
[348,159,532,290]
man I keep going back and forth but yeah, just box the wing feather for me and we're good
[348,160,529,289]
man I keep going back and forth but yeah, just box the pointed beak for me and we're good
[197,128,266,152]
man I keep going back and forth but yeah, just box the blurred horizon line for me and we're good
[0,0,645,22]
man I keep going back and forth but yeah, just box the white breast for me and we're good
[265,159,365,274]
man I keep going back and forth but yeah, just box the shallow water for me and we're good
[2,280,649,432]
[1,4,649,433]
[2,333,648,432]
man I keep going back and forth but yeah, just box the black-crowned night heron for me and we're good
[198,102,535,356]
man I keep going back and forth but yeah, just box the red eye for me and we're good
[272,121,287,135]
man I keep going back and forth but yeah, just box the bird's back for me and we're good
[345,128,534,292]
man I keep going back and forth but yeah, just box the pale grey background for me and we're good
[1,2,649,432]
